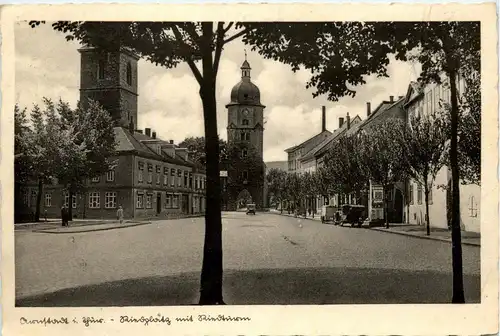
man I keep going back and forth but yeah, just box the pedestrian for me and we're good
[117,205,124,224]
[61,205,68,227]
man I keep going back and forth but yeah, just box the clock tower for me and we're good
[224,56,266,210]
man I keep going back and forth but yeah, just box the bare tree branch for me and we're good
[213,22,225,75]
[223,22,234,34]
[171,25,203,85]
[223,27,251,45]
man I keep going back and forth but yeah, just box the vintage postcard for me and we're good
[1,3,498,335]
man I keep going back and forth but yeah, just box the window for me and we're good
[417,184,423,205]
[45,193,52,207]
[156,167,161,185]
[98,59,106,79]
[184,172,188,187]
[177,170,182,187]
[136,193,144,208]
[126,62,132,85]
[163,172,168,186]
[242,119,249,126]
[165,194,172,208]
[105,192,117,209]
[92,176,100,183]
[157,145,162,155]
[146,194,152,209]
[195,177,199,189]
[172,195,179,208]
[241,171,249,181]
[469,196,478,217]
[138,162,144,182]
[171,168,176,186]
[242,148,248,158]
[148,171,153,184]
[89,192,100,209]
[409,183,414,205]
[23,191,30,206]
[106,170,115,182]
[64,194,77,209]
[240,132,250,141]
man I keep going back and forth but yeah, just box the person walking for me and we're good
[61,205,68,227]
[116,205,124,225]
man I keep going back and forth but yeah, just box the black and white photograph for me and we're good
[2,3,498,335]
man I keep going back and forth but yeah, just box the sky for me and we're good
[15,22,422,162]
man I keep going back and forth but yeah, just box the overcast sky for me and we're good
[15,22,421,162]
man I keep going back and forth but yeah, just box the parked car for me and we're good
[340,204,366,227]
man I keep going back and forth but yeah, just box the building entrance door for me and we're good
[156,193,161,215]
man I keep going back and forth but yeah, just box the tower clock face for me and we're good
[242,108,249,117]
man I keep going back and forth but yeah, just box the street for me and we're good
[15,212,480,306]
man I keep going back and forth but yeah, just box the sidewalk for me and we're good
[32,221,151,234]
[269,210,480,247]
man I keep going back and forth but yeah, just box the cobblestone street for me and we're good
[15,212,480,305]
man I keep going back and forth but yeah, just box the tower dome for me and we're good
[226,57,264,107]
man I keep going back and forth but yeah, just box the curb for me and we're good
[370,227,480,247]
[32,221,151,234]
[270,212,480,247]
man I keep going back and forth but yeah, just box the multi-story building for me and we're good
[16,46,206,220]
[404,75,480,232]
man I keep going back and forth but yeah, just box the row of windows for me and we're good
[91,170,115,183]
[40,192,117,209]
[137,162,206,190]
[408,183,433,205]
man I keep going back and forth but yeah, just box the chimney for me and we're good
[339,117,344,128]
[389,96,394,103]
[145,128,151,137]
[169,140,174,144]
[346,112,351,130]
[321,106,326,132]
[366,102,371,117]
[152,131,157,139]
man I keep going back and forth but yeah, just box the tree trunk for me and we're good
[383,184,389,229]
[198,22,224,305]
[447,64,465,303]
[35,178,43,222]
[424,181,430,236]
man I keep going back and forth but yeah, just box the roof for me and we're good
[285,130,332,153]
[359,97,406,131]
[227,80,264,107]
[304,115,362,160]
[114,127,196,167]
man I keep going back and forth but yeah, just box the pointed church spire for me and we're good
[241,51,251,80]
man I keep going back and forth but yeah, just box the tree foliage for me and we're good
[179,136,227,167]
[266,168,287,210]
[403,110,448,235]
[323,135,368,202]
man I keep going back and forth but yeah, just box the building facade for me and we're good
[404,75,480,232]
[16,46,206,221]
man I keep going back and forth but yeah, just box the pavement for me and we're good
[14,212,480,306]
[271,210,481,246]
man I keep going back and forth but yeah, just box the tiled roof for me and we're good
[114,127,196,167]
[305,115,362,160]
[284,130,332,153]
[359,97,405,131]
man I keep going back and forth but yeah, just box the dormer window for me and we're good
[242,119,249,126]
[126,62,132,85]
[157,145,162,155]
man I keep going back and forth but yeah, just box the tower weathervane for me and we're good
[244,49,247,61]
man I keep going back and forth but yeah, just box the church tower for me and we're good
[225,55,266,210]
[78,46,139,128]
